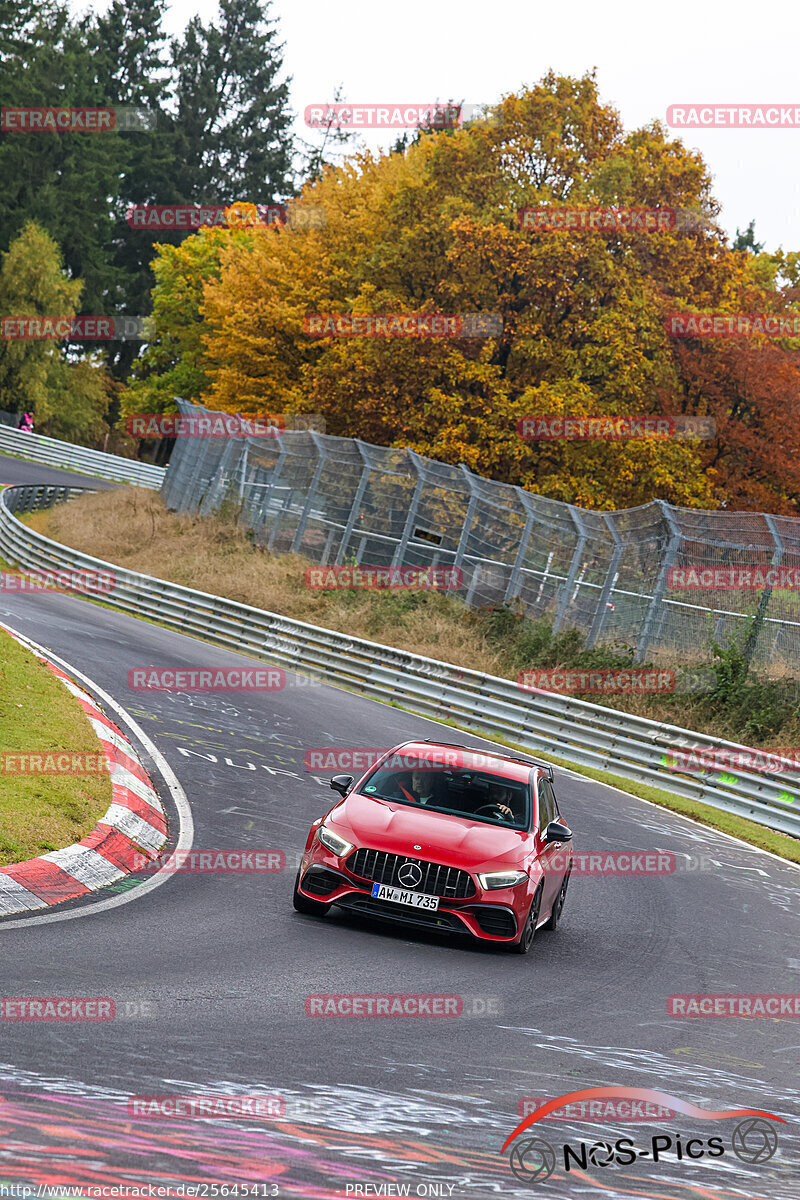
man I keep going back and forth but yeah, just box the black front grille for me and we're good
[470,906,517,938]
[346,848,475,899]
[335,893,465,932]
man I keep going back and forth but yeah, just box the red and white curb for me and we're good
[0,628,168,916]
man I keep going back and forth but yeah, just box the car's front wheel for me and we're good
[292,870,331,917]
[511,885,542,954]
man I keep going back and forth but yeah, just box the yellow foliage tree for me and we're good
[130,72,800,510]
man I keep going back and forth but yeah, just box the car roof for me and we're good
[386,740,551,785]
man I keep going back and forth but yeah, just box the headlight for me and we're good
[477,869,528,890]
[317,824,354,857]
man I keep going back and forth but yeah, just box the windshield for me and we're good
[359,764,531,830]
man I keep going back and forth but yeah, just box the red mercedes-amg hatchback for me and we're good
[293,740,574,953]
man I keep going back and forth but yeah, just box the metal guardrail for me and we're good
[0,484,90,513]
[0,425,164,489]
[1,483,798,839]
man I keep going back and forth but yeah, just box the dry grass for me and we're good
[28,489,507,672]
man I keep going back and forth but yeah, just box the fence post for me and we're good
[268,485,294,551]
[741,513,784,671]
[505,489,539,604]
[635,500,682,663]
[453,465,480,573]
[256,441,287,537]
[552,507,589,634]
[170,403,218,513]
[585,513,624,648]
[390,449,427,569]
[322,527,337,565]
[163,401,197,512]
[237,444,250,501]
[335,441,371,565]
[291,432,328,553]
[159,397,186,509]
[188,436,220,512]
[199,436,237,516]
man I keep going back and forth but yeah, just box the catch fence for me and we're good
[160,398,800,673]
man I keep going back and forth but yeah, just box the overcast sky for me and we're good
[155,0,800,251]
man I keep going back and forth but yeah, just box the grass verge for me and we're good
[0,627,111,865]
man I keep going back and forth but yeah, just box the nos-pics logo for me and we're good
[501,1087,784,1183]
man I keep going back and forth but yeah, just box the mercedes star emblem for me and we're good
[397,861,423,888]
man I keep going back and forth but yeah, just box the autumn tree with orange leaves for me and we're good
[124,72,800,514]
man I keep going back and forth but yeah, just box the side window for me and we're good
[548,780,561,819]
[537,779,555,833]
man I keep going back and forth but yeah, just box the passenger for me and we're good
[393,769,441,805]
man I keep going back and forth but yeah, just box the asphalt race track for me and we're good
[0,454,119,490]
[1,452,799,1198]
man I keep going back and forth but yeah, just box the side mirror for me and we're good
[545,820,573,843]
[329,774,354,797]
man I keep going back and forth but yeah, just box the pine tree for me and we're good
[169,0,293,202]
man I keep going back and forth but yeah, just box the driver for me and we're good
[487,781,517,821]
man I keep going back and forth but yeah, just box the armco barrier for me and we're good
[1,484,798,839]
[0,425,164,489]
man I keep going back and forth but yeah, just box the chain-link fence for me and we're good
[160,398,800,675]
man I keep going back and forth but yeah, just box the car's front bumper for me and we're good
[297,855,526,943]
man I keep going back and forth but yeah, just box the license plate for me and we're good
[371,883,440,910]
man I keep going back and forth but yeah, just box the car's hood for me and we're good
[330,790,530,871]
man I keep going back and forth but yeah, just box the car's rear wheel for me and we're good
[543,869,570,932]
[292,870,331,916]
[511,885,542,954]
